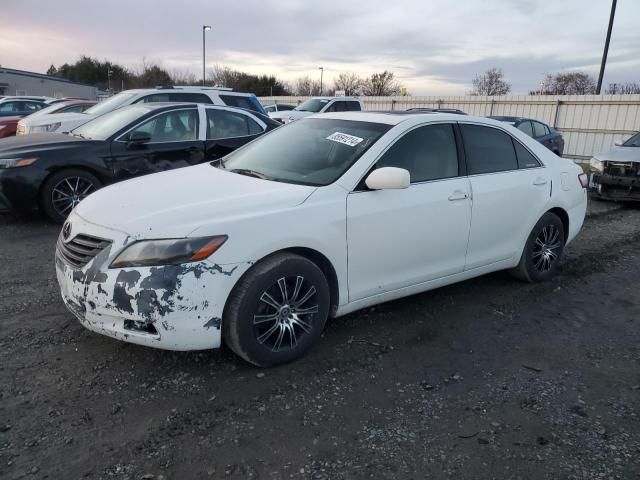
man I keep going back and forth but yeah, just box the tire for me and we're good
[41,169,101,223]
[511,212,565,283]
[223,252,330,367]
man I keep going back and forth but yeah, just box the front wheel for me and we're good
[41,169,101,222]
[512,212,565,283]
[223,253,330,367]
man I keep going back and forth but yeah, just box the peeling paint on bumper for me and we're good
[55,213,250,351]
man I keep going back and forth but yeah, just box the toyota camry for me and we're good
[55,112,588,366]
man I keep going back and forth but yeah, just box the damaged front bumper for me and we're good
[589,162,640,201]
[54,212,251,351]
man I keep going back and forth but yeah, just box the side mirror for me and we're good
[127,131,151,148]
[365,167,410,190]
[614,142,622,147]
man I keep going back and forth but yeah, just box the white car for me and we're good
[17,86,267,135]
[55,113,588,366]
[269,96,363,123]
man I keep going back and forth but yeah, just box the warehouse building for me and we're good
[0,67,99,100]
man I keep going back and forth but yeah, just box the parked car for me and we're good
[588,131,640,201]
[0,95,55,103]
[264,104,296,114]
[0,103,280,221]
[0,98,47,118]
[406,108,467,115]
[17,86,267,135]
[54,112,587,366]
[269,97,363,123]
[2,100,96,138]
[489,116,564,156]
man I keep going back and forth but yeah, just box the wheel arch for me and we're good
[38,164,106,209]
[546,206,569,244]
[223,246,341,319]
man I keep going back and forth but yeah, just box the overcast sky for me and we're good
[1,0,638,95]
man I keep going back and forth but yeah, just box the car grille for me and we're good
[56,233,112,269]
[604,161,640,177]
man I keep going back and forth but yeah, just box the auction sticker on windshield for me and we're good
[326,132,364,147]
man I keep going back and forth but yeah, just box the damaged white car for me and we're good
[56,112,588,366]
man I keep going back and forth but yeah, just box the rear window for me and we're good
[347,101,361,111]
[219,95,264,114]
[170,93,213,104]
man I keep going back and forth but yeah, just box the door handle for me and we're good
[533,177,548,186]
[448,190,469,201]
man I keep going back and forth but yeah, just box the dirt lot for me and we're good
[1,200,639,480]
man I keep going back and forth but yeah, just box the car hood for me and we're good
[74,163,317,238]
[594,145,640,163]
[0,116,22,125]
[21,111,94,128]
[269,110,312,121]
[0,133,99,156]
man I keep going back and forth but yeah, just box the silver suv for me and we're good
[18,86,267,135]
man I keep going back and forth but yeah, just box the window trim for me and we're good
[352,121,464,192]
[457,121,544,176]
[204,106,267,141]
[114,106,202,144]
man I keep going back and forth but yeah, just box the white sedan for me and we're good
[55,112,588,366]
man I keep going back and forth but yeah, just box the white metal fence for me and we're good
[259,95,640,162]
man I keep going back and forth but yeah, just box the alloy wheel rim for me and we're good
[253,275,319,352]
[532,224,562,272]
[51,177,96,217]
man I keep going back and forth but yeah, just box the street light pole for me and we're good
[202,25,212,87]
[596,0,617,94]
[318,67,324,95]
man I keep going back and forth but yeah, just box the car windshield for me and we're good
[72,106,149,140]
[84,92,136,116]
[220,118,391,186]
[294,99,329,112]
[622,132,640,147]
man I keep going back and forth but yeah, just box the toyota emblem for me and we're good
[62,221,72,241]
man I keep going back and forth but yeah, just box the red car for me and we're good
[0,100,96,138]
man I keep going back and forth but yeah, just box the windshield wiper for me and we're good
[71,132,86,139]
[230,168,271,180]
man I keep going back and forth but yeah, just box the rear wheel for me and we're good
[223,253,330,367]
[41,169,101,222]
[512,212,565,283]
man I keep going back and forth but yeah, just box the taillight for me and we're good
[578,173,588,188]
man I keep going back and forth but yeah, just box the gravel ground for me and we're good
[1,198,639,480]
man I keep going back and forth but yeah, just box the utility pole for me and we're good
[596,0,617,94]
[203,25,212,87]
[107,69,113,92]
[318,67,324,95]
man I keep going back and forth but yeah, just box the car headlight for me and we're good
[30,123,61,133]
[0,158,38,169]
[110,236,228,268]
[589,158,604,172]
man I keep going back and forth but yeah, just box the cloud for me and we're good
[1,0,638,95]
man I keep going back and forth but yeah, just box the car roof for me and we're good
[119,87,255,96]
[310,111,499,126]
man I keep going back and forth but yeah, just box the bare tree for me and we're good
[362,71,401,96]
[470,68,511,96]
[294,76,322,96]
[170,68,197,86]
[538,72,596,95]
[334,72,363,96]
[606,81,640,94]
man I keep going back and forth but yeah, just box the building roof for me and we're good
[0,67,98,89]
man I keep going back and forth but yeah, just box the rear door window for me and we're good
[134,93,170,103]
[206,109,263,139]
[512,140,541,169]
[347,101,361,111]
[460,124,518,175]
[0,101,18,112]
